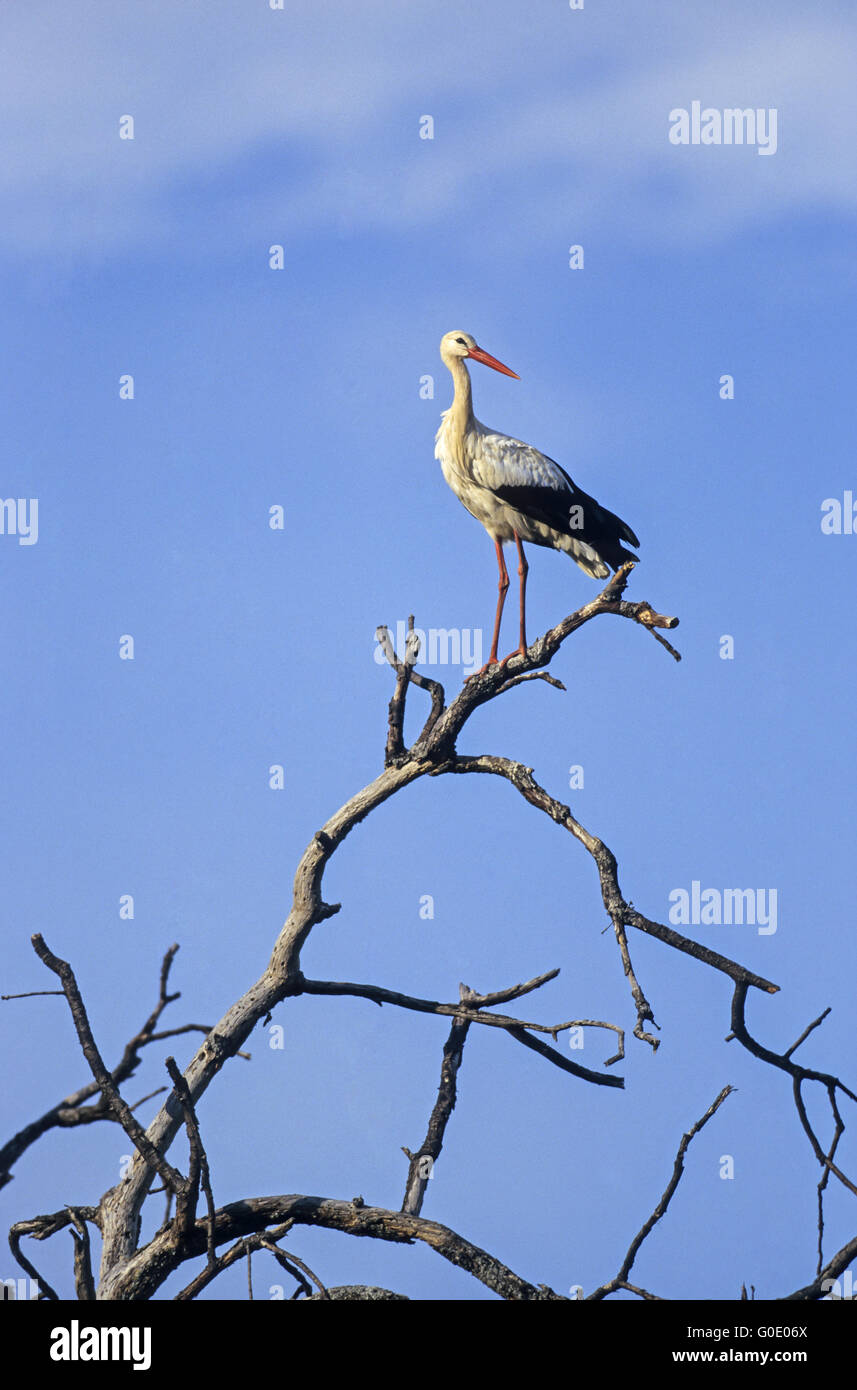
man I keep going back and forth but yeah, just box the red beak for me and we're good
[466,344,520,379]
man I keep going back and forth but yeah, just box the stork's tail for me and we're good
[561,507,639,579]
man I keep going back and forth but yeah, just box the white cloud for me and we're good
[1,2,855,260]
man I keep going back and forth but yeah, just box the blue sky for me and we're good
[2,0,856,1301]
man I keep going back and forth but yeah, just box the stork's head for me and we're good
[439,330,519,378]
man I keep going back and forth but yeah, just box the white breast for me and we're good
[435,411,574,544]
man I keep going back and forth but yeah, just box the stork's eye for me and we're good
[455,337,467,345]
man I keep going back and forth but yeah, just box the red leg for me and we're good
[515,531,529,655]
[490,537,510,662]
[498,532,528,667]
[469,538,509,677]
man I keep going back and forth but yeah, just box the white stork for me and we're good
[435,330,639,671]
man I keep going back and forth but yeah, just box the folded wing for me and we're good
[471,429,639,570]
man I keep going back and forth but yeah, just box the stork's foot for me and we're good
[466,649,526,680]
[467,658,499,680]
[497,644,527,670]
[466,644,527,680]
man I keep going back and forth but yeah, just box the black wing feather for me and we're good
[491,456,640,569]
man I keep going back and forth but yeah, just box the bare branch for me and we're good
[2,990,64,999]
[783,1232,857,1300]
[451,756,779,999]
[67,1208,96,1301]
[728,983,857,1203]
[305,1284,408,1300]
[113,1194,569,1301]
[614,1280,663,1300]
[257,1234,330,1300]
[609,916,660,1052]
[376,617,446,761]
[552,1018,625,1067]
[103,578,680,1282]
[9,1207,99,1301]
[174,1223,319,1301]
[588,1086,734,1299]
[29,935,185,1194]
[469,968,560,1006]
[164,1057,216,1265]
[402,988,474,1215]
[299,976,623,1087]
[424,565,680,755]
[173,1237,249,1301]
[1,943,213,1189]
[496,670,567,695]
[17,567,848,1309]
[786,1007,832,1061]
[129,1087,168,1113]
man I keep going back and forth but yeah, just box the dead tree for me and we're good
[3,566,855,1301]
